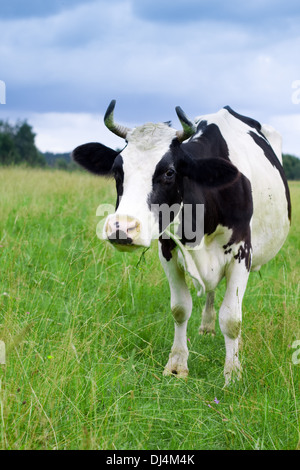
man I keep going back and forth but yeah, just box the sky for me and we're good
[0,0,300,155]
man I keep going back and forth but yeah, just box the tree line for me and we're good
[0,119,300,178]
[0,120,76,170]
[0,120,46,167]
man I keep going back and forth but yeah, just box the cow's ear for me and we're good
[179,155,239,187]
[72,142,119,175]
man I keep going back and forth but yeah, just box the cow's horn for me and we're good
[104,100,131,139]
[175,106,196,142]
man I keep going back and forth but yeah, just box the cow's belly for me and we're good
[185,225,233,292]
[250,172,290,269]
[193,249,226,291]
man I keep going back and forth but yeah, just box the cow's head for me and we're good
[72,100,238,250]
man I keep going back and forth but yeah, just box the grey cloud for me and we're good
[0,0,94,19]
[1,0,300,156]
[132,0,300,25]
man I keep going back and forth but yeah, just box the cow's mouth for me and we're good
[110,243,145,253]
[107,230,148,252]
[108,229,133,245]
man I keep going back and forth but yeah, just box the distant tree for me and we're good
[0,120,15,137]
[14,122,46,167]
[43,151,81,171]
[54,157,68,170]
[0,119,46,167]
[282,154,300,180]
[0,132,20,165]
[43,151,71,167]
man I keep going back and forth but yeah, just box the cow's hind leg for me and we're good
[219,257,250,386]
[199,291,216,336]
[159,246,192,378]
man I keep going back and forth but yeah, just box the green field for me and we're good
[0,167,299,450]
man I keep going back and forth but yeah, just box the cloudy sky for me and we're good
[0,0,300,155]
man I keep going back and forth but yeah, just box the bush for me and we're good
[282,154,300,180]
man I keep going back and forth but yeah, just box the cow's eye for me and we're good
[165,168,175,179]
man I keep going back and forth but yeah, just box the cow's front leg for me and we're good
[159,245,192,378]
[219,256,250,386]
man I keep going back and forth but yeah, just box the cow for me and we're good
[72,100,291,385]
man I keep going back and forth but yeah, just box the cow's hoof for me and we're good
[223,361,242,387]
[199,325,216,336]
[163,366,189,378]
[163,353,189,378]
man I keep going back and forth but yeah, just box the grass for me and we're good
[0,167,299,450]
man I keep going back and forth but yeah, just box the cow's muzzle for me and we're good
[105,215,143,249]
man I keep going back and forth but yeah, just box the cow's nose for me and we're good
[105,215,141,244]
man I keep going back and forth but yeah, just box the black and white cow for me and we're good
[72,100,291,385]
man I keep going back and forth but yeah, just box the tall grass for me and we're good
[0,168,299,450]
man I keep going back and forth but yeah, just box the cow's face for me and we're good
[105,123,184,249]
[72,101,239,251]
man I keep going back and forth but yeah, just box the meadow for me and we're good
[0,167,299,450]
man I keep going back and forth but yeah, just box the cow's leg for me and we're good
[159,246,192,378]
[199,291,216,336]
[219,258,250,385]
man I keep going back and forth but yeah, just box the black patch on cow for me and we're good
[72,142,120,175]
[111,154,124,210]
[224,106,262,133]
[180,174,253,264]
[178,154,239,188]
[148,150,183,234]
[183,122,230,161]
[249,131,291,221]
[178,131,253,254]
[149,128,253,267]
[233,241,252,271]
[159,236,176,261]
